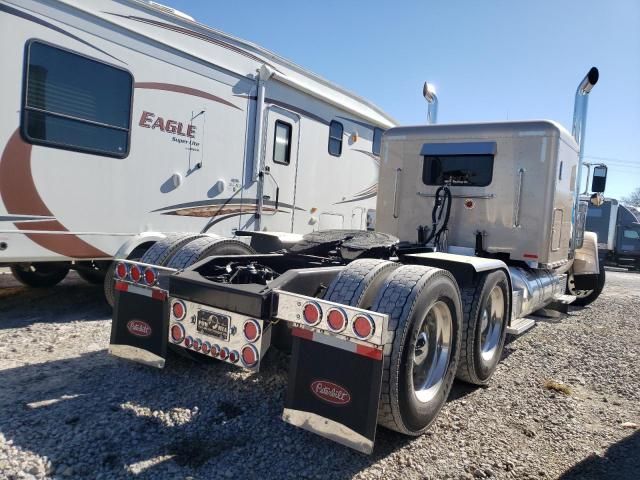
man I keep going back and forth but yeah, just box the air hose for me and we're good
[424,185,452,251]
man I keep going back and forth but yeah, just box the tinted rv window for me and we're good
[623,229,640,240]
[22,41,133,157]
[422,155,494,186]
[273,120,292,165]
[328,120,343,157]
[372,127,383,156]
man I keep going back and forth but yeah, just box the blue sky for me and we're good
[167,0,640,199]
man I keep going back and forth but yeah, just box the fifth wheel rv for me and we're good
[0,0,397,299]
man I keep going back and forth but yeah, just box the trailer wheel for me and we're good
[76,261,110,285]
[372,265,462,435]
[323,258,399,308]
[567,264,606,307]
[456,270,509,385]
[164,237,255,269]
[10,262,70,288]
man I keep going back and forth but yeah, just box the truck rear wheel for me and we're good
[10,262,70,288]
[456,270,509,385]
[567,264,606,307]
[371,265,462,435]
[323,258,399,308]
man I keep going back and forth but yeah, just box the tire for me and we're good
[164,237,255,270]
[456,270,510,385]
[140,233,205,266]
[372,265,462,435]
[323,258,399,308]
[10,262,70,288]
[76,261,110,285]
[568,264,606,307]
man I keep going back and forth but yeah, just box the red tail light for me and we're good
[219,347,229,360]
[243,320,261,342]
[115,262,128,280]
[201,342,211,355]
[172,300,186,320]
[192,338,202,351]
[353,314,375,340]
[210,344,220,357]
[129,264,142,283]
[144,267,157,286]
[302,302,322,326]
[229,350,239,363]
[184,336,193,348]
[326,308,347,332]
[241,345,258,367]
[170,324,185,343]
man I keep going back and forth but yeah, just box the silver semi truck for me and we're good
[108,69,606,453]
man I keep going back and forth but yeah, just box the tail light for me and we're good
[172,300,186,321]
[219,347,229,360]
[302,302,322,326]
[241,345,258,368]
[326,308,347,332]
[352,314,375,340]
[229,350,239,363]
[144,267,157,286]
[201,342,211,355]
[115,262,128,280]
[170,324,185,343]
[243,319,261,342]
[210,344,220,357]
[129,264,142,283]
[184,336,193,348]
[192,338,202,351]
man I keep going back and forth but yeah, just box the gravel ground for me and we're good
[0,268,638,480]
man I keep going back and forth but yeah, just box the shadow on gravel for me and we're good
[559,431,640,480]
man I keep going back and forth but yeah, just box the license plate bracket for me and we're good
[196,310,230,341]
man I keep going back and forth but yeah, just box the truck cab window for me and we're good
[273,120,292,165]
[623,229,640,240]
[328,120,343,157]
[422,155,494,186]
[22,41,133,157]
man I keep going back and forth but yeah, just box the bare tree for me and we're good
[622,187,640,208]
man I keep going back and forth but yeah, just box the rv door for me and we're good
[262,107,300,232]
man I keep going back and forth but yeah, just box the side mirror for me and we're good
[591,165,607,193]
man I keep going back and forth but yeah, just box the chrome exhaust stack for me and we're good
[423,82,438,124]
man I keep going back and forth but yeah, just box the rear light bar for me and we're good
[273,290,388,347]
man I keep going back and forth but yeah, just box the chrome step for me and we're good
[507,317,535,335]
[555,294,576,304]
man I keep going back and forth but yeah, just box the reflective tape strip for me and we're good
[291,327,382,361]
[115,280,167,301]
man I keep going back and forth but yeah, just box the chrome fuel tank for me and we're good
[509,267,566,318]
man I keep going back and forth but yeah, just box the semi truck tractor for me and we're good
[587,198,640,271]
[108,69,606,453]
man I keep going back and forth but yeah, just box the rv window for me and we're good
[328,120,343,157]
[372,127,384,156]
[623,229,640,240]
[22,41,133,158]
[273,120,292,165]
[422,154,494,186]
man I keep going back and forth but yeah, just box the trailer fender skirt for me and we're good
[283,328,383,454]
[109,283,169,368]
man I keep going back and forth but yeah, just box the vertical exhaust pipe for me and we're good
[571,67,599,252]
[423,82,438,124]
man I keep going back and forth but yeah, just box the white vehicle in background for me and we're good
[0,0,397,300]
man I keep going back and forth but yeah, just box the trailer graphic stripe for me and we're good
[0,130,109,258]
[135,83,242,111]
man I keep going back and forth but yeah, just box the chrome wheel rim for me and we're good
[480,286,505,362]
[567,273,593,298]
[412,300,453,403]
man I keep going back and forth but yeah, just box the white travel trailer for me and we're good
[0,0,396,292]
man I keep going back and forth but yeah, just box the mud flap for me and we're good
[283,327,383,454]
[109,281,168,368]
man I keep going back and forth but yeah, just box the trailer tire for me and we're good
[567,264,606,307]
[323,258,399,309]
[10,262,70,288]
[76,261,110,285]
[372,265,462,435]
[456,270,509,385]
[165,237,255,270]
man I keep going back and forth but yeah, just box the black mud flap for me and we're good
[283,327,383,454]
[109,281,169,368]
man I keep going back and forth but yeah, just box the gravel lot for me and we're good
[0,268,638,480]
